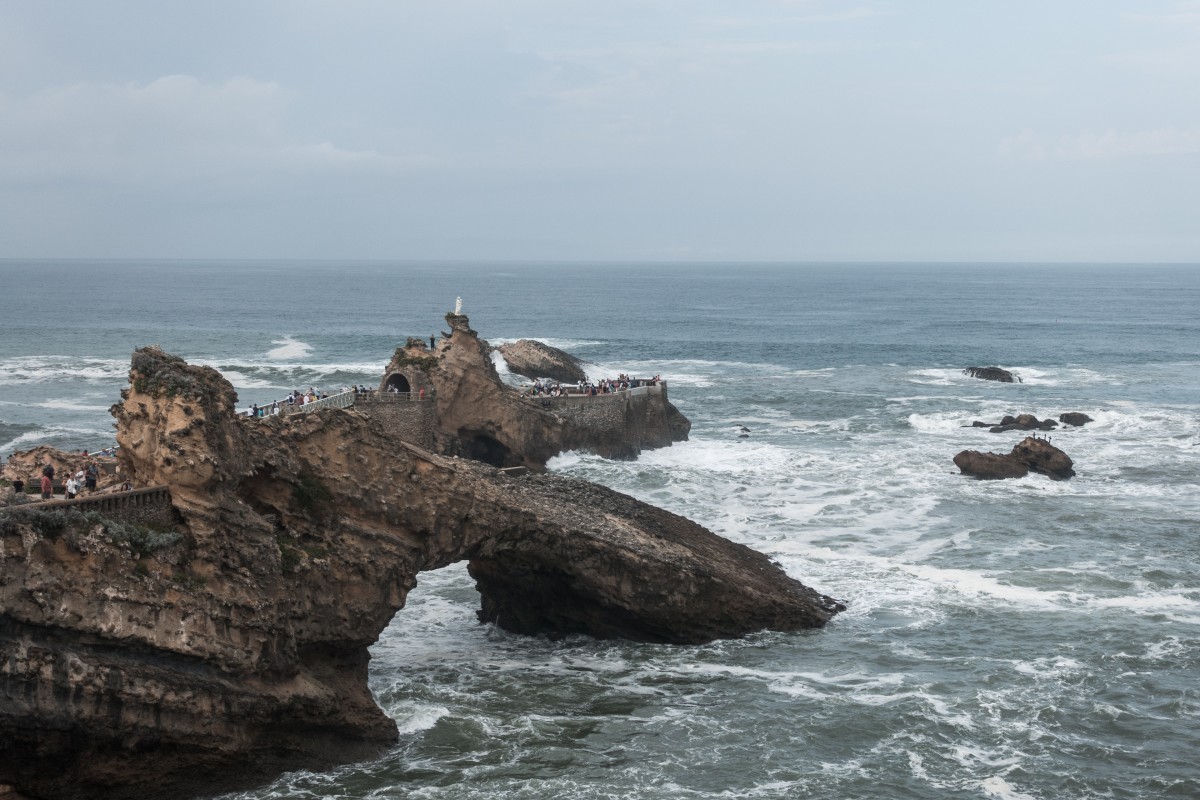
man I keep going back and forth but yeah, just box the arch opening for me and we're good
[459,430,513,468]
[385,373,411,393]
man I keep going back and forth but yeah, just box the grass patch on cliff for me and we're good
[0,507,182,559]
[292,472,332,513]
[106,520,183,559]
[276,533,302,574]
[0,507,102,538]
[393,353,440,371]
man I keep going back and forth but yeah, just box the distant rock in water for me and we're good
[969,413,1058,433]
[963,366,1021,383]
[954,436,1075,481]
[967,412,1094,433]
[497,339,588,383]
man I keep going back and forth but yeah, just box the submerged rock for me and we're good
[954,436,1075,481]
[0,344,840,800]
[963,366,1021,383]
[969,413,1058,433]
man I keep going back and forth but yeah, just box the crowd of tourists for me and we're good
[527,374,662,398]
[243,386,352,418]
[8,449,121,503]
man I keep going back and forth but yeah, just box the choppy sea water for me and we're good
[2,261,1198,799]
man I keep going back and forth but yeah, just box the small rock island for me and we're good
[0,313,842,800]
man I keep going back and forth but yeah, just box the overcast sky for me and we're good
[2,1,1198,262]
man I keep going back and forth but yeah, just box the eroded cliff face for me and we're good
[383,313,690,468]
[0,347,840,800]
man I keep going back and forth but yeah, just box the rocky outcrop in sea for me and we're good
[954,436,1075,480]
[0,336,839,800]
[495,338,588,384]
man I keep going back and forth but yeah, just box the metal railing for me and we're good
[519,381,664,401]
[277,389,358,415]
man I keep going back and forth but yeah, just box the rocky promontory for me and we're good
[0,345,840,800]
[382,313,690,468]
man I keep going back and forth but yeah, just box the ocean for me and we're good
[2,261,1198,799]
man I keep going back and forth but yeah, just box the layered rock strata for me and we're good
[0,347,839,800]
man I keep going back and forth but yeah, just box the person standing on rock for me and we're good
[430,334,436,349]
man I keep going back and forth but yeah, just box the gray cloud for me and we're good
[0,0,1197,261]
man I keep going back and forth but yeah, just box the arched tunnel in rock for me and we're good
[385,373,412,393]
[458,430,514,468]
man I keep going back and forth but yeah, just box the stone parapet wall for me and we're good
[361,400,438,450]
[542,385,677,456]
[24,486,177,529]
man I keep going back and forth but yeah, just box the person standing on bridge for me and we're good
[65,475,79,500]
[40,472,52,500]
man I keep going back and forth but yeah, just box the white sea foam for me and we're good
[489,350,513,378]
[485,336,604,350]
[215,370,278,390]
[1,425,113,454]
[979,775,1038,800]
[0,356,128,385]
[391,703,451,735]
[33,399,112,412]
[266,336,314,360]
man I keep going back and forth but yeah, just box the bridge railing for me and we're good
[519,381,664,401]
[9,485,172,512]
[277,389,357,416]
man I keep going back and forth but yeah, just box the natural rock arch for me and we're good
[0,346,842,800]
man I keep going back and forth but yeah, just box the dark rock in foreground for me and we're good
[963,366,1021,383]
[954,436,1075,480]
[0,346,839,800]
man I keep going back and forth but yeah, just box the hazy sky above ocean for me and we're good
[1,1,1198,262]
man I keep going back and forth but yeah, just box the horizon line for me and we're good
[1,257,1198,267]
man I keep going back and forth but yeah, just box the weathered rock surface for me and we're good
[954,437,1075,481]
[0,347,839,800]
[1058,412,1094,427]
[496,339,588,383]
[963,366,1021,383]
[383,313,690,468]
